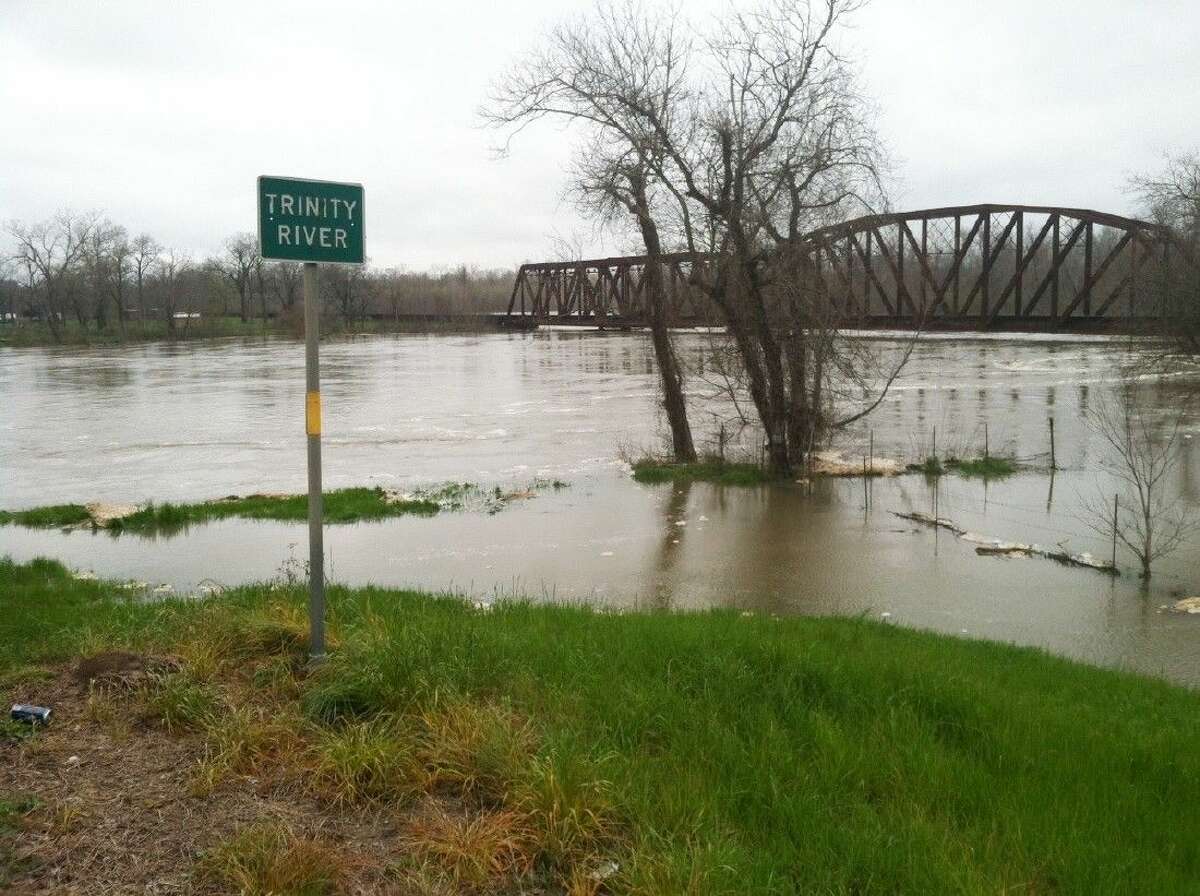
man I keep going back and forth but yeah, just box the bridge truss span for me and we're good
[804,204,1182,331]
[506,203,1193,333]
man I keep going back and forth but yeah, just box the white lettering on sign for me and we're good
[278,225,291,245]
[266,194,357,223]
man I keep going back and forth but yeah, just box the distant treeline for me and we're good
[0,211,516,343]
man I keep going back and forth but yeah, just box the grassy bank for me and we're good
[0,316,505,348]
[0,481,565,535]
[3,558,1199,893]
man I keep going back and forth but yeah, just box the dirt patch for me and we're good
[0,668,455,894]
[72,652,180,691]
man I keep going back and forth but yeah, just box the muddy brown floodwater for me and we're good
[2,331,1198,683]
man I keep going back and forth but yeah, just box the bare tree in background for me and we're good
[130,233,161,325]
[154,249,193,338]
[271,261,302,313]
[1084,387,1197,580]
[6,211,94,342]
[1128,149,1200,353]
[486,2,698,462]
[219,233,259,323]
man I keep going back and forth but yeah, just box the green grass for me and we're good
[3,556,1200,893]
[631,457,770,486]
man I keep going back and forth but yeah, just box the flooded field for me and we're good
[2,331,1198,683]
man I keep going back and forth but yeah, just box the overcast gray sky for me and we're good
[2,0,1197,269]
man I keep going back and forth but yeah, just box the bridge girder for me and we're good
[505,204,1195,333]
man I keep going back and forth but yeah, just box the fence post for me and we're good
[1111,494,1119,570]
[1049,417,1057,471]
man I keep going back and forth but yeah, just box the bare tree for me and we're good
[486,1,698,462]
[83,220,134,335]
[654,0,895,474]
[488,0,905,475]
[130,233,160,325]
[6,211,94,342]
[323,264,368,324]
[1084,387,1197,580]
[271,261,302,313]
[154,249,194,338]
[1128,149,1200,353]
[218,233,259,322]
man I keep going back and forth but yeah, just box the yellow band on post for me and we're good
[306,391,321,436]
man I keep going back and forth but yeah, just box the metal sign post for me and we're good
[303,261,325,658]
[258,175,364,661]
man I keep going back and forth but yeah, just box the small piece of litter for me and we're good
[601,551,614,557]
[11,704,51,725]
[152,584,173,595]
[880,611,892,619]
[66,755,80,765]
[698,515,709,522]
[674,520,687,526]
[72,571,96,581]
[740,611,754,618]
[590,860,620,882]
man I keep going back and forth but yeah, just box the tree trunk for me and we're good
[633,191,696,463]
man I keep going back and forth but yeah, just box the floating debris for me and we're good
[892,511,1117,574]
[1169,597,1200,615]
[72,570,97,581]
[811,451,904,477]
[83,502,140,529]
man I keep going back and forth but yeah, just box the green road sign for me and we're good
[257,175,365,265]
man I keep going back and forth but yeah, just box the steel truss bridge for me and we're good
[505,204,1195,333]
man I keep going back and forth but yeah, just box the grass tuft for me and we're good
[419,701,536,801]
[197,823,347,896]
[306,717,422,806]
[402,806,534,890]
[514,751,619,868]
[143,672,222,733]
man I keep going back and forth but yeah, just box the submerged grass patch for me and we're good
[4,556,1200,893]
[944,455,1019,478]
[111,487,440,533]
[909,455,1019,479]
[631,457,770,486]
[0,479,568,535]
[0,505,91,528]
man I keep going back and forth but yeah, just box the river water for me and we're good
[2,332,1198,684]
